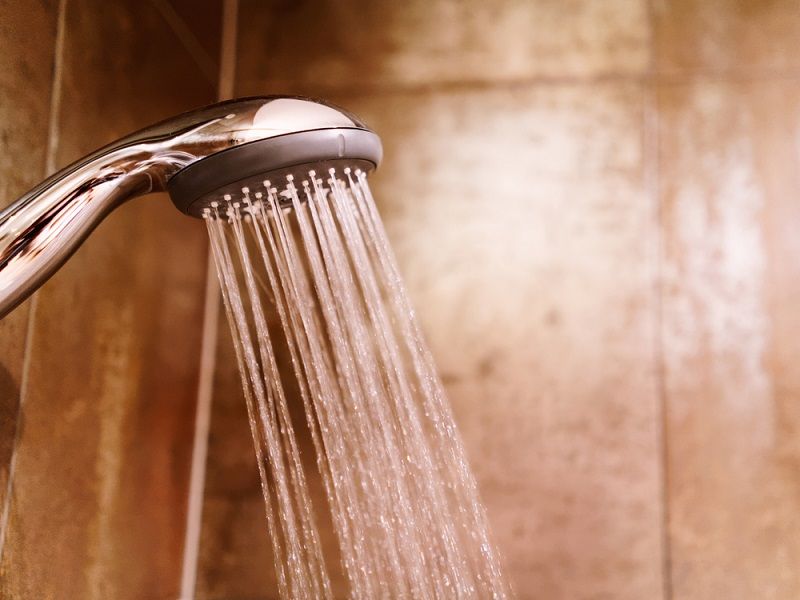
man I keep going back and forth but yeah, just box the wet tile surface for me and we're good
[203,81,664,598]
[347,86,662,599]
[659,79,800,599]
[236,0,650,95]
[0,0,57,527]
[654,0,800,76]
[0,0,218,598]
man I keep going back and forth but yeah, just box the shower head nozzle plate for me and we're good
[167,127,382,217]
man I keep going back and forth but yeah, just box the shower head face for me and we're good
[166,97,382,217]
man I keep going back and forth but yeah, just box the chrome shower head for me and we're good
[0,96,382,318]
[167,102,381,217]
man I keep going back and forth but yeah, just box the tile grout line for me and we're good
[654,103,675,600]
[0,0,68,565]
[236,69,800,99]
[645,2,673,599]
[647,90,674,600]
[177,253,220,600]
[178,1,238,598]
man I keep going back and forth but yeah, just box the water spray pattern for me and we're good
[205,169,511,599]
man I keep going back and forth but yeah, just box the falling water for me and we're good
[204,168,511,599]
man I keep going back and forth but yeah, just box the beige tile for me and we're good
[235,0,650,95]
[659,79,800,599]
[0,0,57,522]
[654,0,800,76]
[334,84,662,598]
[0,0,217,597]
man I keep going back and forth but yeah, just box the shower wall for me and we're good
[0,1,220,597]
[197,1,800,599]
[0,2,797,599]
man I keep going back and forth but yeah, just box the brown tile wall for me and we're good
[2,1,798,598]
[657,77,800,600]
[0,0,58,532]
[0,1,220,598]
[197,0,800,599]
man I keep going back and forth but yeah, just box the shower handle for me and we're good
[0,144,181,318]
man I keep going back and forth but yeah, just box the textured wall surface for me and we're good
[0,1,220,598]
[198,0,800,599]
[655,1,800,597]
[1,1,799,599]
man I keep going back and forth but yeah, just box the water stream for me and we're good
[205,169,511,599]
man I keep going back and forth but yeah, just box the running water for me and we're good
[204,168,511,599]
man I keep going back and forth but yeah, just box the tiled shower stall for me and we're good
[1,1,799,598]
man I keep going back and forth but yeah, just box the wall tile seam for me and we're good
[238,70,800,99]
[643,4,672,597]
[646,47,674,600]
[178,2,238,598]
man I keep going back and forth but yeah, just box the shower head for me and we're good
[167,99,381,217]
[0,96,382,318]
